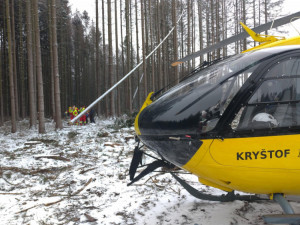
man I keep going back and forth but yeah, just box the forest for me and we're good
[0,0,284,133]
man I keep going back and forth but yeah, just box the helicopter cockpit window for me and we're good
[199,66,258,133]
[233,57,300,131]
[159,50,272,103]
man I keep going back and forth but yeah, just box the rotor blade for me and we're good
[172,11,300,66]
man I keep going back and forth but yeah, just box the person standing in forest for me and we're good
[88,108,96,123]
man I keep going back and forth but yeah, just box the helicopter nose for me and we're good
[135,98,203,167]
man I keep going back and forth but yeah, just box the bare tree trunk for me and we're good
[95,0,101,115]
[234,0,239,54]
[18,0,26,119]
[33,0,45,133]
[198,0,204,64]
[222,0,227,57]
[26,0,36,128]
[115,0,120,115]
[0,60,2,125]
[147,0,154,91]
[10,0,19,121]
[51,0,62,129]
[0,30,3,126]
[216,0,221,58]
[210,0,215,60]
[180,0,184,78]
[172,0,179,83]
[120,0,125,113]
[193,2,196,67]
[48,0,56,121]
[140,0,147,101]
[242,0,247,51]
[125,0,132,113]
[187,0,191,71]
[206,2,210,61]
[253,0,256,47]
[259,0,261,25]
[31,1,37,113]
[5,0,17,133]
[134,0,140,108]
[264,0,268,35]
[102,0,108,116]
[107,0,114,116]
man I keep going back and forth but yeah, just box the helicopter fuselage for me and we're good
[135,45,300,195]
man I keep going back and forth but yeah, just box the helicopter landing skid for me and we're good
[263,193,300,225]
[170,172,266,202]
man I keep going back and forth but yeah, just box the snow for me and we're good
[1,117,300,225]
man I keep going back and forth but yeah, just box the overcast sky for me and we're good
[68,0,300,37]
[69,0,96,19]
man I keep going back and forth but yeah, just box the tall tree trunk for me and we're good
[198,0,204,64]
[33,0,45,133]
[26,0,36,128]
[148,0,154,91]
[216,0,221,58]
[107,0,114,116]
[206,2,210,61]
[210,0,215,60]
[264,0,268,35]
[31,1,37,113]
[134,0,141,108]
[222,0,228,57]
[234,0,239,54]
[115,0,120,115]
[48,0,56,121]
[120,0,125,113]
[172,0,179,83]
[180,0,184,78]
[242,0,247,51]
[253,0,256,47]
[10,0,19,120]
[95,0,101,115]
[102,0,108,116]
[125,0,132,113]
[187,0,191,71]
[18,0,26,119]
[140,0,147,102]
[0,31,4,126]
[51,0,62,129]
[5,0,17,133]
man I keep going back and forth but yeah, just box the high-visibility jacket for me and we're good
[73,109,78,117]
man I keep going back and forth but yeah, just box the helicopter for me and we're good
[129,11,300,224]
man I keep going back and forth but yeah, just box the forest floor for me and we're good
[1,116,300,225]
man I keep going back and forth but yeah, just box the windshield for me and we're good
[160,50,273,102]
[139,47,298,136]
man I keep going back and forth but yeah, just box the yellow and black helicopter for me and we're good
[129,11,300,224]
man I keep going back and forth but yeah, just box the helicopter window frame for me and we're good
[229,56,300,134]
[157,49,283,103]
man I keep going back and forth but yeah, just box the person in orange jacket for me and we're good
[68,106,73,119]
[79,107,87,125]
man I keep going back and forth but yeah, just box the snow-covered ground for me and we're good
[1,117,300,225]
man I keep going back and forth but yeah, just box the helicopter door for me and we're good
[209,56,300,169]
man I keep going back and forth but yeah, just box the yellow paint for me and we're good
[183,134,300,195]
[199,177,233,192]
[171,61,184,67]
[240,22,300,53]
[240,22,284,44]
[242,36,300,53]
[134,92,154,135]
